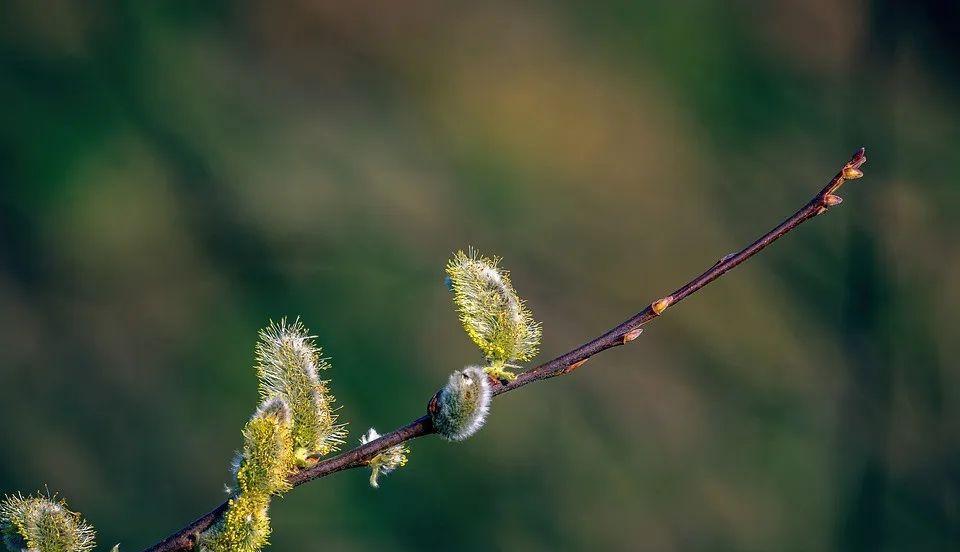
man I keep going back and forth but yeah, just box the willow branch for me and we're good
[145,148,867,552]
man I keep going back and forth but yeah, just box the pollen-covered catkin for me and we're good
[446,249,541,381]
[0,493,96,552]
[235,397,296,497]
[430,366,492,441]
[200,396,296,552]
[198,494,271,552]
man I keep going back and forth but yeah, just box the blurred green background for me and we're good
[1,1,958,550]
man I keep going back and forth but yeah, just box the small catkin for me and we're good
[430,366,492,441]
[0,492,96,552]
[359,428,410,488]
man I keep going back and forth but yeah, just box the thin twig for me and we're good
[144,148,867,552]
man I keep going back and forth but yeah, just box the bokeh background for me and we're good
[2,1,958,550]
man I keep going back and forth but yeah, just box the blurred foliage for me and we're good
[1,1,958,550]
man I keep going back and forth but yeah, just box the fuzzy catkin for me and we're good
[200,396,296,552]
[0,493,96,552]
[430,366,492,441]
[255,318,346,462]
[446,249,541,380]
[236,397,296,497]
[198,494,271,552]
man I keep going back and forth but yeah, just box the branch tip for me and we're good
[842,148,867,176]
[823,147,867,198]
[848,147,867,168]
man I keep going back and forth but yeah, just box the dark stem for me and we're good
[144,148,867,552]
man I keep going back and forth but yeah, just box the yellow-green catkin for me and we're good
[446,249,542,380]
[200,398,295,552]
[0,492,96,552]
[198,494,271,552]
[236,397,296,496]
[255,318,347,464]
[359,428,409,488]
